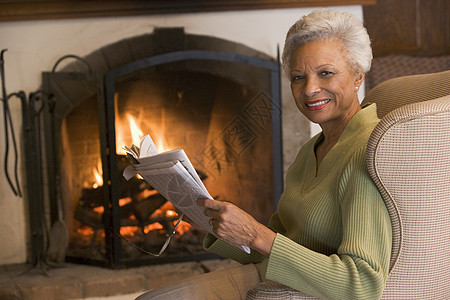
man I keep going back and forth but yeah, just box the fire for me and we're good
[175,221,192,235]
[120,226,138,236]
[166,210,177,217]
[142,218,192,236]
[116,112,171,154]
[92,197,132,214]
[92,159,103,188]
[155,136,169,153]
[143,222,164,234]
[79,111,195,242]
[76,226,94,236]
[155,109,170,152]
[93,206,104,214]
[119,197,132,206]
[76,199,193,239]
[138,188,159,199]
[128,114,144,147]
[116,113,143,155]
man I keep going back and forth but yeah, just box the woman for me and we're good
[137,9,391,300]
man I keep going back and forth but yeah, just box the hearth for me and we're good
[33,28,282,268]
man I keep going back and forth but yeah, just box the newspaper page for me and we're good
[123,135,250,253]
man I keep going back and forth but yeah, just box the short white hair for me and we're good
[282,9,373,77]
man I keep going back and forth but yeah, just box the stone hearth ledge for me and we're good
[0,259,240,300]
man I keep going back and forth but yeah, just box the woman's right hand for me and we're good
[198,198,276,257]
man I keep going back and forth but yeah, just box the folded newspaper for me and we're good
[123,134,250,254]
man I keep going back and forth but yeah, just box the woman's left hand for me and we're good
[197,198,276,257]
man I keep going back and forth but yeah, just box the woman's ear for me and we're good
[354,73,365,89]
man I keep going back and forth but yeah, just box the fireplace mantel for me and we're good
[0,0,375,22]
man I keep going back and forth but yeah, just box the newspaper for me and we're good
[123,135,250,254]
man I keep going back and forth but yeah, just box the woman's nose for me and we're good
[304,77,321,97]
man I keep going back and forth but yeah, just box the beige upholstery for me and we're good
[362,70,450,118]
[247,71,450,299]
[364,73,450,298]
[246,281,317,299]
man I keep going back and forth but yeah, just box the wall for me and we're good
[363,0,449,57]
[0,5,363,265]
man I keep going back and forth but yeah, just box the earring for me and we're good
[355,86,359,92]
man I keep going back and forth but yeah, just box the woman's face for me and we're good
[289,38,364,130]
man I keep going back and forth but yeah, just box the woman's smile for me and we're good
[305,98,331,110]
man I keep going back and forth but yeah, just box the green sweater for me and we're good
[204,104,392,300]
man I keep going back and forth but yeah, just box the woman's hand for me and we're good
[197,198,276,257]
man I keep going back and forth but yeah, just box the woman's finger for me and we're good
[202,208,217,218]
[197,198,227,211]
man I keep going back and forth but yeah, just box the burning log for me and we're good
[73,151,209,260]
[74,205,103,229]
[133,193,167,223]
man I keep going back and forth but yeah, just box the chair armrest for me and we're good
[246,281,318,299]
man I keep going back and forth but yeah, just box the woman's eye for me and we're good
[291,75,304,81]
[319,71,332,76]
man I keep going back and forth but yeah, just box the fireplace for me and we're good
[37,28,282,268]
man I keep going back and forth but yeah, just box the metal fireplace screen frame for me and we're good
[43,50,282,268]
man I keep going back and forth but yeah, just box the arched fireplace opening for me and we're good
[40,28,282,268]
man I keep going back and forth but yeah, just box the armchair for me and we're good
[247,70,450,299]
[361,70,450,298]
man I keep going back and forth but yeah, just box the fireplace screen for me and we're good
[42,49,282,268]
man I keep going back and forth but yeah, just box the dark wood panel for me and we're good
[364,0,450,56]
[364,0,419,55]
[419,0,450,55]
[0,0,376,22]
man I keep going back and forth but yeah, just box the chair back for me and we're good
[365,71,450,298]
[361,70,450,118]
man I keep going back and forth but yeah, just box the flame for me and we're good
[156,138,169,153]
[166,210,177,217]
[93,206,104,214]
[116,113,144,155]
[119,197,132,206]
[128,115,144,147]
[120,226,138,236]
[77,226,94,236]
[143,222,164,234]
[138,189,158,199]
[92,197,132,214]
[92,159,103,188]
[155,109,170,152]
[160,201,176,211]
[115,109,172,155]
[175,220,192,235]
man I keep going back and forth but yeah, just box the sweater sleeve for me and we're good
[203,233,266,265]
[265,147,392,300]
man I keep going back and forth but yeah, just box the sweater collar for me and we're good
[339,103,379,142]
[314,103,379,146]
